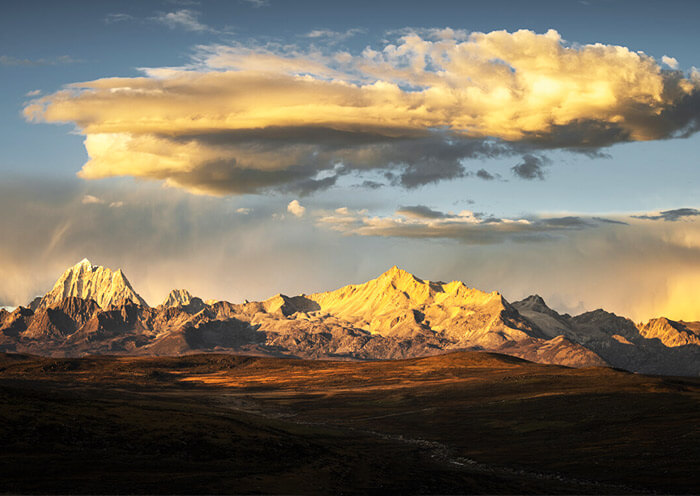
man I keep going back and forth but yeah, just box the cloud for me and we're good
[242,0,269,7]
[153,9,212,32]
[475,168,495,180]
[356,180,384,189]
[25,29,700,195]
[592,216,629,225]
[1,55,80,67]
[287,200,306,217]
[395,205,447,219]
[317,206,619,244]
[632,207,700,222]
[662,55,679,70]
[25,89,41,97]
[511,154,549,180]
[82,194,104,204]
[82,194,124,208]
[304,28,365,43]
[104,13,134,24]
[236,207,251,214]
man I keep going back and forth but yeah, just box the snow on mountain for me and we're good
[2,262,697,375]
[37,258,148,310]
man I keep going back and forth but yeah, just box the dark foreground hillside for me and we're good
[0,351,698,495]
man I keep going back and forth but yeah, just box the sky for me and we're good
[1,0,700,321]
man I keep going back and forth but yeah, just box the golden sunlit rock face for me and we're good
[23,29,700,195]
[307,266,535,344]
[3,260,699,376]
[637,317,700,347]
[37,258,147,310]
[161,289,195,308]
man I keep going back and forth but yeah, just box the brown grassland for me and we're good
[0,351,698,494]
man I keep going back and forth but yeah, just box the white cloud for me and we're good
[82,194,104,205]
[304,28,365,43]
[287,200,306,218]
[236,207,251,214]
[25,89,41,97]
[104,13,134,24]
[153,9,211,32]
[242,0,269,7]
[662,55,679,69]
[1,55,80,67]
[82,195,122,207]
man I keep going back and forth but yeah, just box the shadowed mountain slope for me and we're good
[1,261,698,375]
[512,296,700,376]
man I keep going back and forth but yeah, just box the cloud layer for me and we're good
[318,206,624,244]
[25,28,700,195]
[632,207,700,222]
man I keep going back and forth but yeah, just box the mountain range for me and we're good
[1,259,698,376]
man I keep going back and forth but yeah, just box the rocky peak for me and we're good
[162,289,194,308]
[513,294,549,309]
[637,317,700,347]
[378,265,421,286]
[161,289,209,315]
[525,294,547,306]
[27,297,42,312]
[38,259,148,310]
[76,257,94,270]
[382,265,409,278]
[376,266,449,302]
[512,294,562,317]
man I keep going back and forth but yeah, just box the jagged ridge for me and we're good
[1,261,698,375]
[38,259,147,310]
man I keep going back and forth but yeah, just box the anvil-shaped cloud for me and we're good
[24,28,700,195]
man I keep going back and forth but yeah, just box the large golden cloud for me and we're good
[25,29,700,194]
